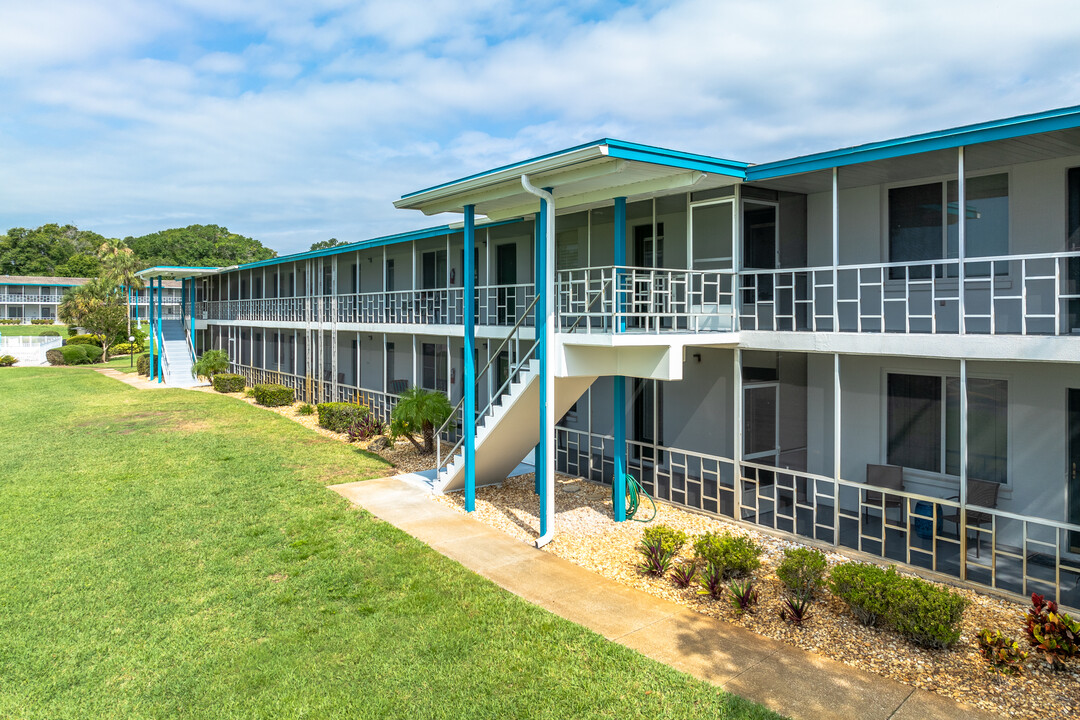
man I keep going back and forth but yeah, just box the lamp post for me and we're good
[129,335,134,369]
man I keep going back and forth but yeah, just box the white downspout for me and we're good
[521,174,556,548]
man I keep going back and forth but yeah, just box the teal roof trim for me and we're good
[747,104,1080,180]
[604,139,749,176]
[235,218,527,271]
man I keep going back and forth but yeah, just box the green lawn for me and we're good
[0,368,781,720]
[0,324,68,336]
[100,355,140,373]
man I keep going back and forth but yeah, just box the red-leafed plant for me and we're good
[1025,593,1079,670]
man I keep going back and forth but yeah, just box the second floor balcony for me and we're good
[740,249,1080,336]
[192,250,1080,340]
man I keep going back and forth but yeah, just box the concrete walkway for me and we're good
[92,367,208,390]
[330,476,1001,720]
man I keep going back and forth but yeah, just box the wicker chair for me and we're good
[942,478,1000,558]
[864,464,905,526]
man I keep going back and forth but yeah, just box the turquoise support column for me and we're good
[613,197,627,520]
[464,204,477,513]
[148,280,156,381]
[156,277,164,383]
[533,210,544,496]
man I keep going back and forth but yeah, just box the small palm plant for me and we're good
[389,386,454,454]
[191,349,231,381]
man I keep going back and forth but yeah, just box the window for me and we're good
[888,174,1008,271]
[421,342,447,392]
[886,373,1007,483]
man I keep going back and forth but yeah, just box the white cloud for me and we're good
[2,0,1080,254]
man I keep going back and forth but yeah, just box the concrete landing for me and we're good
[329,476,1001,720]
[92,367,209,390]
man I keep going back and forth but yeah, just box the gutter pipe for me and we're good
[521,174,556,548]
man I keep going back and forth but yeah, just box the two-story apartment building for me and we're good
[140,105,1080,611]
[0,275,182,323]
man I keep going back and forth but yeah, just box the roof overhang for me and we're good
[136,266,221,281]
[396,140,749,220]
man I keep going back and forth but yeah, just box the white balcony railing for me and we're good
[739,250,1080,335]
[557,266,735,334]
[198,284,536,327]
[0,294,62,303]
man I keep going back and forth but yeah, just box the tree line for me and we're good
[0,224,277,278]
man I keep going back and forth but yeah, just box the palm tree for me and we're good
[389,386,454,454]
[97,239,144,336]
[191,350,230,381]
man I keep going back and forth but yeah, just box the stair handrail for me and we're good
[435,292,541,471]
[157,323,170,381]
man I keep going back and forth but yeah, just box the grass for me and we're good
[99,355,140,373]
[0,368,782,720]
[0,324,68,336]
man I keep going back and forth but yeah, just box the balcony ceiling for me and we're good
[395,140,748,221]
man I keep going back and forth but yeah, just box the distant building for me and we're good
[0,275,182,323]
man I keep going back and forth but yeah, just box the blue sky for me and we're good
[2,0,1079,255]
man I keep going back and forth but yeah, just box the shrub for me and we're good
[40,330,60,337]
[1025,593,1080,670]
[30,318,55,325]
[670,563,698,588]
[346,415,387,443]
[777,547,828,597]
[67,333,103,347]
[297,403,315,416]
[212,373,245,393]
[46,348,65,366]
[0,319,20,325]
[82,345,103,363]
[0,355,16,367]
[885,575,969,649]
[728,579,758,615]
[693,531,761,579]
[977,628,1028,675]
[829,563,898,627]
[637,536,676,576]
[642,525,688,557]
[58,345,93,365]
[109,342,137,355]
[66,325,78,337]
[136,353,152,376]
[780,591,814,625]
[317,402,370,433]
[697,561,726,599]
[252,383,293,407]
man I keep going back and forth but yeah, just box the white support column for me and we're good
[959,358,969,578]
[832,167,840,331]
[733,348,743,520]
[833,352,841,546]
[412,335,418,390]
[958,147,967,334]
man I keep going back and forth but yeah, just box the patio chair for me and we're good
[863,464,905,527]
[387,378,410,395]
[941,478,1000,558]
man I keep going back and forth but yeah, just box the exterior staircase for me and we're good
[158,319,201,387]
[435,359,596,494]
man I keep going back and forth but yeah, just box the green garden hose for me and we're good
[614,474,657,523]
